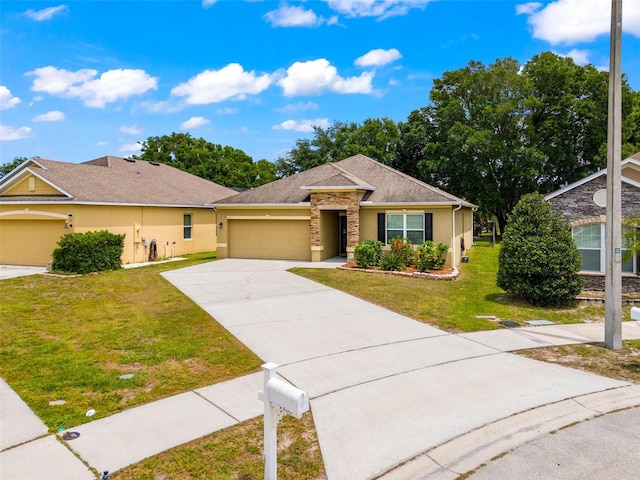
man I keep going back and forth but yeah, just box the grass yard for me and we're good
[292,241,634,332]
[0,253,262,432]
[113,413,326,480]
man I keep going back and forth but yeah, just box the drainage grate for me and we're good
[499,320,521,328]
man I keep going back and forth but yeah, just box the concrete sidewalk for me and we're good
[2,258,640,479]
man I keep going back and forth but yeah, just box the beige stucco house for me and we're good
[215,154,477,267]
[545,152,640,292]
[0,156,237,266]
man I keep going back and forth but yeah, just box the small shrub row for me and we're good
[52,230,125,274]
[353,238,449,272]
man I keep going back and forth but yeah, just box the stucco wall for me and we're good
[0,203,216,266]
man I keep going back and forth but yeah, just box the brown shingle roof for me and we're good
[217,154,473,206]
[0,156,238,206]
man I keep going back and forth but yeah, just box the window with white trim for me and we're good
[183,214,192,240]
[386,213,424,244]
[572,224,636,273]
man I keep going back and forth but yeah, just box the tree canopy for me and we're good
[0,157,28,179]
[135,133,276,188]
[275,52,639,234]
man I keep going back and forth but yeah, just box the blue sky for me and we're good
[1,0,640,165]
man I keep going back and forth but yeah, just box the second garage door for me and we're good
[229,219,311,261]
[0,219,66,266]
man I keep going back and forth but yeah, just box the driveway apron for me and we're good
[162,259,633,480]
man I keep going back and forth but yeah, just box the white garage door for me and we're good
[229,219,311,261]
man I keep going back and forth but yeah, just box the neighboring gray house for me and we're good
[545,152,640,292]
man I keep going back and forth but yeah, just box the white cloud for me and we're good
[273,118,330,132]
[202,0,217,8]
[515,2,542,15]
[96,141,108,146]
[67,69,158,108]
[180,116,210,130]
[119,125,143,135]
[555,48,591,66]
[324,0,430,20]
[0,86,21,110]
[171,64,272,104]
[265,4,323,27]
[215,107,238,115]
[119,142,142,154]
[26,66,157,107]
[276,101,319,113]
[0,125,32,141]
[33,110,65,122]
[25,5,68,21]
[355,48,402,67]
[278,59,374,96]
[517,0,640,45]
[26,66,97,95]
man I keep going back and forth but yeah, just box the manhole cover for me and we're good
[526,319,556,326]
[62,431,80,441]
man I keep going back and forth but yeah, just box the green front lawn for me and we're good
[0,253,262,431]
[293,241,623,332]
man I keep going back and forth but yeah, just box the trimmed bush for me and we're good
[354,239,383,268]
[497,193,584,306]
[379,252,406,271]
[416,241,449,271]
[52,230,125,274]
[390,237,415,266]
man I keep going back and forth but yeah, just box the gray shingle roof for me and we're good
[217,154,473,206]
[0,156,238,206]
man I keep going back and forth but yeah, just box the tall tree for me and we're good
[135,133,275,188]
[419,57,543,234]
[274,118,401,177]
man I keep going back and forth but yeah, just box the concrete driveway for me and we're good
[163,259,639,480]
[0,265,47,280]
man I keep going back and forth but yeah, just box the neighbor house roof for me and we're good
[216,154,475,207]
[0,156,238,207]
[544,154,640,201]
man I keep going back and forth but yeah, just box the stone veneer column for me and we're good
[309,190,364,251]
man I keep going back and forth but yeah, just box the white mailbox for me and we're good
[259,362,310,480]
[266,377,309,419]
[631,306,640,325]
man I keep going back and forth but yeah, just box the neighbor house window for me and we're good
[573,224,636,274]
[386,213,424,244]
[183,214,192,240]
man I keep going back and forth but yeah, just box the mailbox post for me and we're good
[258,362,309,480]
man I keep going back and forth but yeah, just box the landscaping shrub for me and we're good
[354,239,383,268]
[379,252,406,271]
[390,237,415,266]
[416,241,450,271]
[52,230,125,274]
[497,193,584,306]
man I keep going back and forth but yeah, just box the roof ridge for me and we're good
[328,162,373,187]
[337,154,463,202]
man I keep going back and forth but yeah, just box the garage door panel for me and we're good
[229,220,310,261]
[0,220,65,266]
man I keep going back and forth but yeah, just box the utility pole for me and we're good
[605,0,622,350]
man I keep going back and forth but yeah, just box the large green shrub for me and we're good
[354,239,383,268]
[416,241,450,271]
[497,193,584,305]
[52,230,125,274]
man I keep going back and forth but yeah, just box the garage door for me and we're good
[0,220,66,266]
[229,219,311,261]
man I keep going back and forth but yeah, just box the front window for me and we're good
[183,214,192,240]
[386,213,424,244]
[573,224,636,274]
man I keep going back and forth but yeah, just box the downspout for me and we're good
[452,204,462,268]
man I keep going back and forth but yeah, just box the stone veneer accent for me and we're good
[310,190,365,248]
[548,174,640,292]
